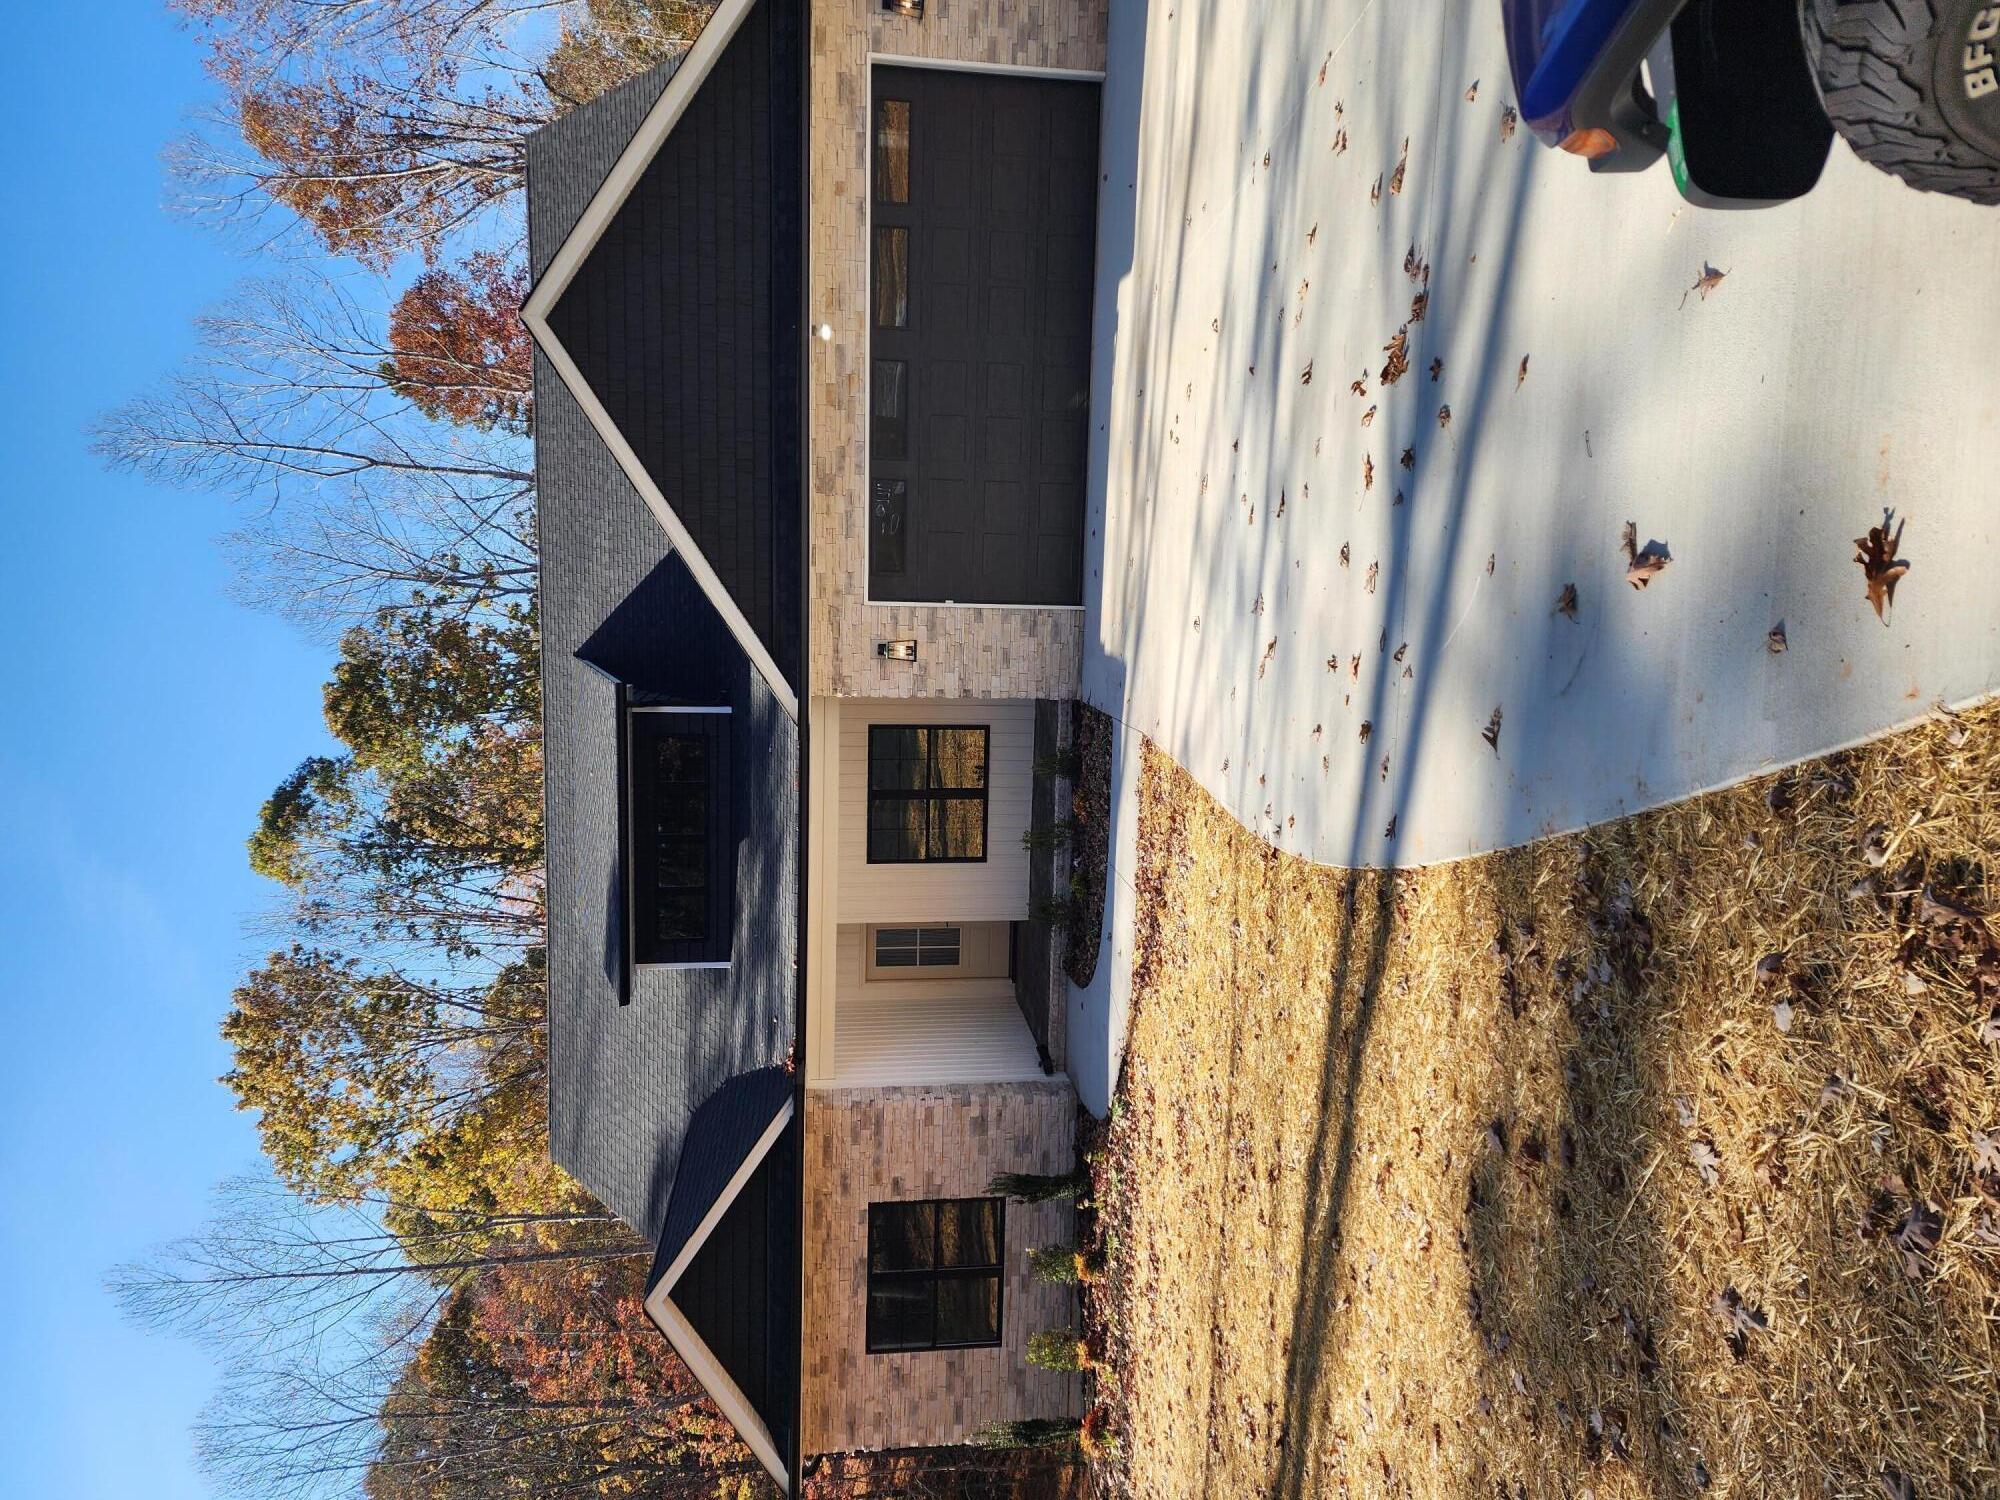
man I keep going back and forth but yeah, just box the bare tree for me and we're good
[93,274,536,629]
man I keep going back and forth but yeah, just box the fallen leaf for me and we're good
[1755,951,1788,986]
[1556,583,1578,619]
[1515,354,1530,390]
[1465,80,1479,102]
[1410,291,1429,323]
[1878,1468,1915,1500]
[1404,243,1426,280]
[1351,376,1368,396]
[1384,815,1398,838]
[1690,1137,1722,1187]
[1970,1128,2000,1177]
[1389,137,1409,195]
[1438,404,1451,429]
[1681,262,1727,309]
[1359,720,1373,743]
[1380,328,1410,385]
[1893,1200,1943,1278]
[1821,1073,1851,1109]
[1621,520,1672,589]
[1339,541,1351,567]
[1259,639,1277,678]
[1485,553,1495,576]
[1768,621,1788,653]
[1400,447,1415,471]
[1370,172,1382,204]
[1500,104,1518,141]
[1674,1095,1699,1129]
[1862,823,1891,867]
[1361,405,1377,427]
[1482,706,1503,753]
[1773,998,1794,1034]
[1363,454,1375,491]
[1854,510,1910,622]
[1981,1008,2000,1046]
[1711,1285,1766,1360]
[1300,360,1314,385]
[1308,221,1319,245]
[1365,562,1379,594]
[1429,356,1444,381]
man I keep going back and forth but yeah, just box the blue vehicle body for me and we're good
[1503,0,1646,144]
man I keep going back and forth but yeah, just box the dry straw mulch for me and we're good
[1092,704,2000,1499]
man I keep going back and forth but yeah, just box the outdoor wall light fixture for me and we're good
[877,639,919,661]
[881,0,923,17]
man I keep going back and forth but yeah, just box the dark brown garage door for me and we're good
[868,65,1099,606]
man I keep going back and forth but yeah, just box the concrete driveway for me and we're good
[1065,0,2000,1114]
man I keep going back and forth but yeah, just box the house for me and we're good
[522,0,1109,1487]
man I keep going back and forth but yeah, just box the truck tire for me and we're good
[1801,0,2000,203]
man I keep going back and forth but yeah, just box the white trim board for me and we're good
[867,52,1107,81]
[523,0,798,723]
[642,1096,796,1493]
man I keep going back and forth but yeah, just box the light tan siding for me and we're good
[836,698,1033,924]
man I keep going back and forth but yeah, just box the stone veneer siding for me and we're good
[801,1081,1082,1453]
[807,0,1108,700]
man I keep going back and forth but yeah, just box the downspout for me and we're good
[788,0,812,1488]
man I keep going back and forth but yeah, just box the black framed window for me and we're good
[866,725,988,863]
[629,710,732,966]
[874,925,962,969]
[866,1198,1004,1353]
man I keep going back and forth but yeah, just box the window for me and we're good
[874,98,911,203]
[866,725,988,863]
[872,358,909,462]
[628,709,732,966]
[866,1198,1004,1352]
[873,226,908,328]
[873,926,962,970]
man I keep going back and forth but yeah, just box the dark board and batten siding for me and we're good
[546,0,803,692]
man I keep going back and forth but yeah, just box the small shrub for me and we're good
[989,1168,1089,1203]
[1021,819,1075,853]
[1026,1329,1089,1373]
[1027,1244,1082,1283]
[1032,895,1074,927]
[1079,1405,1121,1461]
[1035,747,1081,780]
[972,1417,1080,1450]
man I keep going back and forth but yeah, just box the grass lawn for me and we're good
[1091,705,2000,1498]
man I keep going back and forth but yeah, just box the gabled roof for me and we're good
[526,0,805,1486]
[524,0,801,721]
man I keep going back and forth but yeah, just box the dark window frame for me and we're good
[865,724,990,865]
[627,707,734,969]
[872,925,963,970]
[864,1197,1005,1354]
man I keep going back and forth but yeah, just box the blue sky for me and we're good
[0,3,334,1496]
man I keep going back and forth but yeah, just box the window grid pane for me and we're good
[874,98,911,203]
[865,1198,1005,1354]
[865,726,990,864]
[874,226,909,329]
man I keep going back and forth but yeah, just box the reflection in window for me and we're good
[874,226,908,328]
[866,1198,1004,1352]
[866,725,988,863]
[872,359,909,461]
[874,99,910,203]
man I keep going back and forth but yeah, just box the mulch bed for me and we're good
[1063,701,1114,987]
